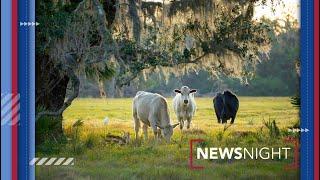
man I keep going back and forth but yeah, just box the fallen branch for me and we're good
[103,132,130,145]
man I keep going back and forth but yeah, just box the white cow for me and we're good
[173,86,197,130]
[132,91,179,142]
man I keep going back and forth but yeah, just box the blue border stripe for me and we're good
[1,0,12,180]
[300,0,314,179]
[19,0,30,179]
[29,0,35,178]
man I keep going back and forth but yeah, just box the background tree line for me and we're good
[79,16,300,97]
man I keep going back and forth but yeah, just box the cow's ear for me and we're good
[190,89,197,93]
[172,123,179,129]
[174,89,181,93]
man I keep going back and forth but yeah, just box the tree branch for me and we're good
[188,53,208,63]
[115,52,208,87]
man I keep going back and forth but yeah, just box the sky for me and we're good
[144,0,300,22]
[254,0,300,22]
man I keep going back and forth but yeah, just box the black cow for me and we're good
[213,90,239,127]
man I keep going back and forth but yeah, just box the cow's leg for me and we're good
[186,117,192,129]
[142,124,148,140]
[224,117,235,131]
[152,128,159,144]
[149,116,159,142]
[178,117,184,130]
[231,116,235,124]
[154,132,160,145]
[157,129,162,139]
[152,127,158,142]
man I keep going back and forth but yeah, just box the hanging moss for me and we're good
[168,0,214,17]
[128,0,142,42]
[141,1,162,14]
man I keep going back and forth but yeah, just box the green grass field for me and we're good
[36,97,300,180]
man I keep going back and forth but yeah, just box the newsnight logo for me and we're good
[189,138,299,170]
[196,147,291,160]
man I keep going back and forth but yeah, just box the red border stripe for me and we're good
[11,0,18,179]
[314,0,319,179]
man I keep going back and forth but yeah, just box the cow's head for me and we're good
[174,86,197,105]
[158,123,179,143]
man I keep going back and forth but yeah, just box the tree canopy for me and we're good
[36,0,284,119]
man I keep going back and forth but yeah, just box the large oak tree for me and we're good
[36,0,277,143]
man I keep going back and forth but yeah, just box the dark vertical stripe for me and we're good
[301,0,314,179]
[313,0,319,179]
[12,0,18,179]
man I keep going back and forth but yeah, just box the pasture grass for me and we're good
[36,97,299,179]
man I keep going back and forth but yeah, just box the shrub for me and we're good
[263,119,280,138]
[70,119,85,154]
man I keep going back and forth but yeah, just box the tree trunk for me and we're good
[98,79,107,98]
[35,0,117,145]
[35,54,69,144]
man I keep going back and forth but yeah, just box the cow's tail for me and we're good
[132,99,138,120]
